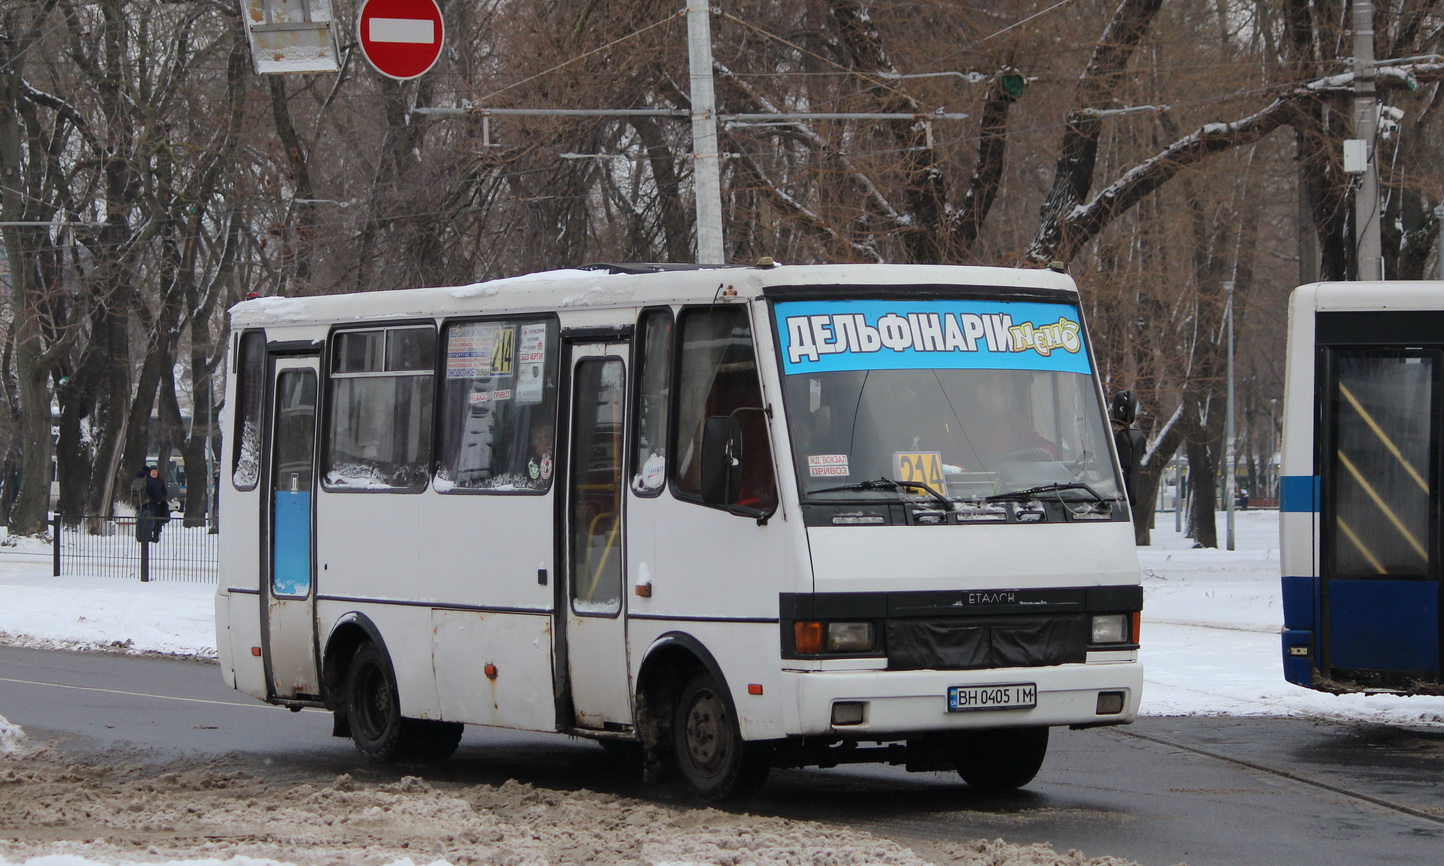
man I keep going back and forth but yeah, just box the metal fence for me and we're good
[52,515,218,583]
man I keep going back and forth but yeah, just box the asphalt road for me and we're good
[3,644,1442,866]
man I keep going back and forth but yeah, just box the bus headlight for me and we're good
[1091,614,1128,644]
[826,622,875,652]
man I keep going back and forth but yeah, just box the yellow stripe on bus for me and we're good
[1336,516,1387,575]
[1338,383,1429,492]
[1336,449,1429,563]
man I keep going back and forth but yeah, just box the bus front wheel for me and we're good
[953,726,1049,791]
[346,642,405,762]
[672,672,770,800]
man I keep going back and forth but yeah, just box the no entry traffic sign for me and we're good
[358,0,445,81]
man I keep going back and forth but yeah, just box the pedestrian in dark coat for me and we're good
[144,466,169,543]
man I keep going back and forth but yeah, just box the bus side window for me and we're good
[436,319,558,492]
[631,309,673,495]
[673,306,776,512]
[232,331,265,490]
[324,326,435,491]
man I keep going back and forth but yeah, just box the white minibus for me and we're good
[215,262,1143,799]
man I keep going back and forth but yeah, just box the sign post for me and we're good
[357,0,445,81]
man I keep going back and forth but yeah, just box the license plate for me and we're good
[947,683,1037,712]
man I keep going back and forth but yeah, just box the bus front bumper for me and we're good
[782,661,1143,737]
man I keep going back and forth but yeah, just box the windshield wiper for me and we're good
[812,477,955,511]
[985,482,1112,504]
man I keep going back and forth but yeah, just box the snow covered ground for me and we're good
[3,509,1444,866]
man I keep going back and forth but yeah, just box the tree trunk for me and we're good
[630,115,692,263]
[1133,407,1187,546]
[87,310,132,518]
[10,343,53,536]
[1,46,55,536]
[1185,427,1219,548]
[120,278,187,490]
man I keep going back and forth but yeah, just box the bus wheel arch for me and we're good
[323,615,462,764]
[322,614,387,737]
[635,633,770,800]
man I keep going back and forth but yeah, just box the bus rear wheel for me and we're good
[346,642,405,762]
[953,726,1049,791]
[672,672,770,801]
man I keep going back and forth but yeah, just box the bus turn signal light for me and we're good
[795,621,823,654]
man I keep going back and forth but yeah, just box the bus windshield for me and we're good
[774,297,1123,506]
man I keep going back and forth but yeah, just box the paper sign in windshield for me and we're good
[808,454,850,477]
[775,299,1090,375]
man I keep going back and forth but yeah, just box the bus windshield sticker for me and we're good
[807,453,850,478]
[516,323,548,404]
[447,321,501,379]
[490,326,516,376]
[892,451,946,496]
[774,299,1090,376]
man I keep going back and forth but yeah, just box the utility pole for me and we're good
[1352,0,1383,281]
[687,1,725,264]
[1225,281,1236,551]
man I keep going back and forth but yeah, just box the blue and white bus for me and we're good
[1280,281,1444,694]
[214,262,1144,799]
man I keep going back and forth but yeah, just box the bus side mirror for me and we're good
[700,415,743,506]
[1110,390,1138,425]
[1109,391,1144,507]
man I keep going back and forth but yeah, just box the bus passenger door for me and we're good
[560,343,632,729]
[263,355,321,701]
[1321,347,1441,685]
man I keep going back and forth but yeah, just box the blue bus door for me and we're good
[1321,346,1441,688]
[263,356,321,701]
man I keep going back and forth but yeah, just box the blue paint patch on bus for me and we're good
[774,299,1092,376]
[273,491,312,596]
[1281,629,1315,686]
[1279,475,1320,513]
[1327,579,1439,675]
[1281,575,1317,630]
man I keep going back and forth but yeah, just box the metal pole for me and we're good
[687,0,725,264]
[1226,281,1236,551]
[1353,0,1383,280]
[207,374,215,529]
[1174,457,1182,532]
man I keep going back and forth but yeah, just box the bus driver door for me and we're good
[262,354,321,702]
[560,342,632,730]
